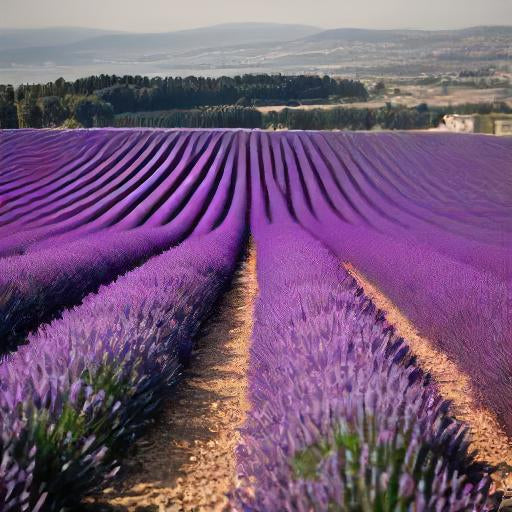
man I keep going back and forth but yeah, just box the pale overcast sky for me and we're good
[1,0,511,32]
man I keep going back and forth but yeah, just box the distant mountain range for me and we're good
[0,23,510,84]
[304,25,512,42]
[0,27,123,50]
[0,23,319,57]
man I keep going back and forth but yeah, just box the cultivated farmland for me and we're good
[0,128,510,511]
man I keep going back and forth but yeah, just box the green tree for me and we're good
[73,97,97,127]
[92,100,114,127]
[38,96,68,127]
[17,96,42,128]
[0,97,18,128]
[66,95,114,127]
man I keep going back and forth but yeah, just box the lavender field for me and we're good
[0,128,511,511]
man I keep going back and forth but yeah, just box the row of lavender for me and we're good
[0,130,248,510]
[0,130,242,349]
[244,130,512,437]
[230,136,506,510]
[1,228,243,511]
[0,225,246,510]
[233,222,494,511]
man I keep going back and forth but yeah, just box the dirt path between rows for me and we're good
[345,263,512,491]
[90,246,257,512]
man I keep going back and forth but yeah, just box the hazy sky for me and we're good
[1,0,511,32]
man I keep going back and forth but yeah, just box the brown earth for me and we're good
[345,263,512,491]
[88,246,258,512]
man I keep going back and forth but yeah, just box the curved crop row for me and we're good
[232,222,494,511]
[0,130,236,257]
[0,228,178,351]
[0,130,243,351]
[250,130,512,435]
[0,222,245,511]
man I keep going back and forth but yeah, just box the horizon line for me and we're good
[1,22,511,34]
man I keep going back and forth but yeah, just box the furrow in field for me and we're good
[89,245,257,512]
[3,132,156,226]
[102,131,194,228]
[346,262,512,491]
[0,131,125,206]
[0,131,112,195]
[303,132,371,224]
[378,134,512,224]
[142,132,223,227]
[321,132,408,229]
[0,130,77,175]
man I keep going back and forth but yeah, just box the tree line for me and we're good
[1,71,509,131]
[115,106,263,129]
[0,86,114,129]
[0,74,369,129]
[113,102,512,131]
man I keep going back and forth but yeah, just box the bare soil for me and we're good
[88,247,258,512]
[345,263,512,491]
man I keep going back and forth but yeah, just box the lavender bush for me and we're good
[0,224,244,510]
[252,130,512,435]
[232,223,494,511]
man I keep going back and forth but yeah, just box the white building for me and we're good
[442,115,476,133]
[443,114,512,136]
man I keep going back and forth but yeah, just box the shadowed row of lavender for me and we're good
[0,128,510,510]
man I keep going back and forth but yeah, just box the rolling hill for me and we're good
[0,23,510,84]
